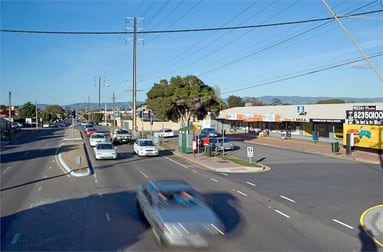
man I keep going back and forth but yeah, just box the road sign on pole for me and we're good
[247,146,253,164]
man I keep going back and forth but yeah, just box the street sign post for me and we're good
[247,146,253,164]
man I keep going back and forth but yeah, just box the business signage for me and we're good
[310,118,344,123]
[346,110,383,125]
[343,124,383,150]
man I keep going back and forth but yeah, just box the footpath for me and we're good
[1,128,382,247]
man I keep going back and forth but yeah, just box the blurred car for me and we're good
[136,180,225,247]
[209,137,234,151]
[133,139,159,156]
[86,127,96,137]
[89,132,107,147]
[93,142,117,160]
[201,128,219,137]
[158,128,174,138]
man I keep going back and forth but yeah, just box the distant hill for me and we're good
[250,96,383,105]
[32,96,383,110]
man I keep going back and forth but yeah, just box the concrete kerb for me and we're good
[58,129,91,177]
[159,145,270,173]
[360,204,383,248]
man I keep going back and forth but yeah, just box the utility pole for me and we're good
[132,17,137,136]
[8,91,12,122]
[36,101,38,128]
[98,76,101,111]
[126,16,143,136]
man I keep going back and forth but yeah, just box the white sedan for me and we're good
[158,128,174,138]
[89,133,107,147]
[133,139,159,156]
[93,142,117,160]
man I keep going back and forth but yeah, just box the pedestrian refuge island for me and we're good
[178,125,194,153]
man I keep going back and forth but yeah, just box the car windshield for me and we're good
[117,129,130,134]
[140,140,154,146]
[93,134,104,138]
[157,190,199,207]
[97,144,113,149]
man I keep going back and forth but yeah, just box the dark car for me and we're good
[201,128,219,137]
[136,180,225,247]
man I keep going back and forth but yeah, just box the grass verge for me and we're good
[216,154,263,168]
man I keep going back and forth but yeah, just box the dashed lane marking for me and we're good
[275,209,290,218]
[11,233,20,245]
[332,219,354,230]
[246,181,256,187]
[280,195,296,203]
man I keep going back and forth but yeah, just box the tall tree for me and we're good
[18,101,38,119]
[146,75,220,126]
[227,95,244,108]
[42,105,65,122]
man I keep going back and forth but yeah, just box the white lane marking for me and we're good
[48,166,52,170]
[274,209,290,218]
[280,195,296,203]
[221,173,228,176]
[11,233,20,244]
[246,181,256,187]
[105,213,111,222]
[29,203,34,209]
[38,187,42,192]
[163,156,189,169]
[192,170,198,173]
[236,190,247,197]
[332,219,354,230]
[210,178,219,182]
[3,166,12,174]
[139,170,148,178]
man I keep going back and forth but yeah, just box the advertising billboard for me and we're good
[343,124,383,150]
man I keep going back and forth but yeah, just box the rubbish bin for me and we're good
[331,142,340,153]
[205,146,212,157]
[281,131,286,140]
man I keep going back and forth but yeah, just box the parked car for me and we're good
[209,137,234,151]
[85,127,96,137]
[136,179,225,247]
[158,128,174,138]
[93,142,117,160]
[133,139,159,156]
[89,132,107,147]
[201,128,219,137]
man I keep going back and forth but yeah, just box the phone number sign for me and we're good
[346,110,383,125]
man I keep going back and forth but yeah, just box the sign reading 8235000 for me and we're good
[346,110,383,125]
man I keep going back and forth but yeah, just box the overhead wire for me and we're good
[221,52,383,95]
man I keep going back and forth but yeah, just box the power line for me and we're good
[1,10,381,35]
[221,52,383,95]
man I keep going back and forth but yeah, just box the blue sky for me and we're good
[1,0,382,107]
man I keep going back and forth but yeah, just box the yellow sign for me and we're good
[343,124,383,150]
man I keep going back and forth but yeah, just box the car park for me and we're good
[136,179,225,248]
[133,139,159,156]
[93,142,117,160]
[89,132,107,147]
[209,137,234,151]
[85,127,96,137]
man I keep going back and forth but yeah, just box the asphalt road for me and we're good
[1,127,382,251]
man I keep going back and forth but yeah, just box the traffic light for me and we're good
[72,110,76,118]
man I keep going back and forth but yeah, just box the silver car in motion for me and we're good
[136,180,225,247]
